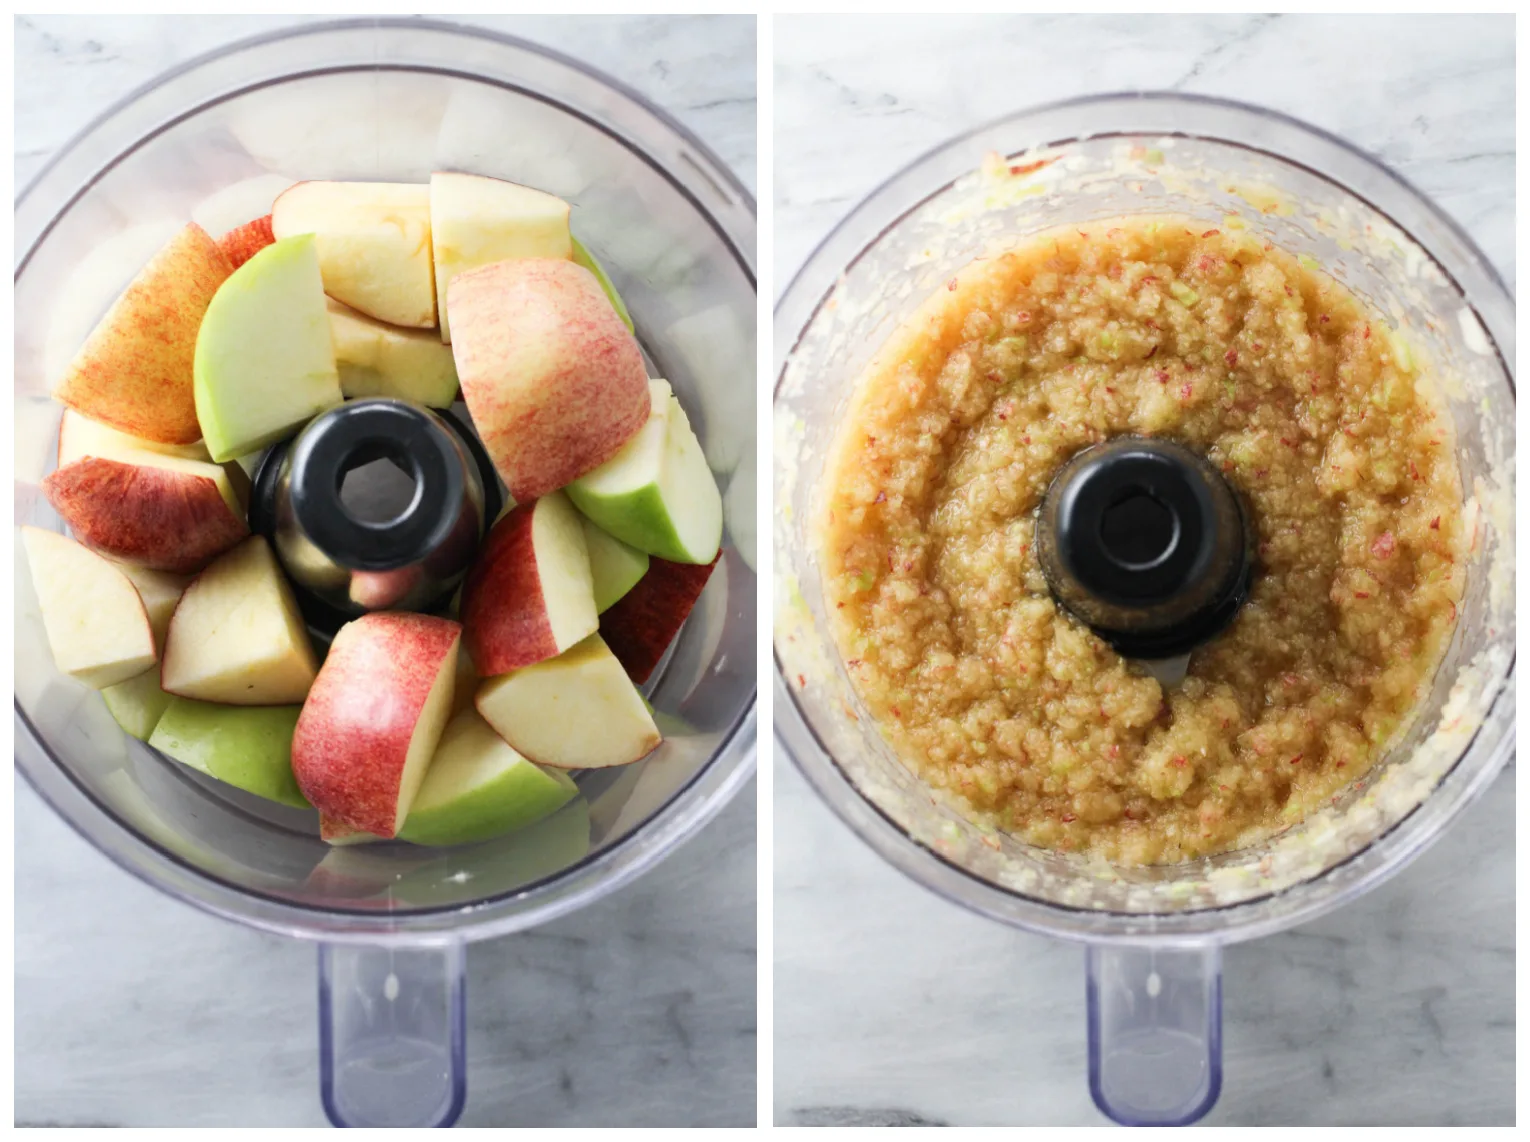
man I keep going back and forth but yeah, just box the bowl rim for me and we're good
[15,15,759,943]
[772,89,1515,945]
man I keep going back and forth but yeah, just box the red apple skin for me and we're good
[292,612,462,838]
[217,214,276,270]
[449,258,649,501]
[42,457,249,573]
[599,555,720,684]
[460,502,560,675]
[54,222,231,444]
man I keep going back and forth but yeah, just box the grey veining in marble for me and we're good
[14,13,756,1129]
[773,13,1512,1127]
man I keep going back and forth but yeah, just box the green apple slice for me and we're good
[102,670,176,741]
[193,234,343,462]
[580,516,649,613]
[571,235,634,333]
[566,379,723,564]
[398,710,578,846]
[149,697,310,808]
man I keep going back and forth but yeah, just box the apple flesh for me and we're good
[22,527,158,689]
[571,235,634,333]
[581,517,649,613]
[292,612,461,838]
[599,554,720,684]
[449,257,649,501]
[217,214,275,270]
[149,698,310,809]
[193,233,343,462]
[160,536,319,704]
[58,409,210,466]
[273,181,437,328]
[567,379,723,565]
[53,222,232,445]
[429,171,572,343]
[460,491,598,676]
[102,669,175,741]
[113,563,191,652]
[476,634,661,769]
[327,299,459,407]
[397,709,578,846]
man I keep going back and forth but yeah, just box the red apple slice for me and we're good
[460,491,598,676]
[292,612,461,838]
[22,527,157,689]
[52,222,232,444]
[598,555,721,683]
[476,635,661,769]
[44,453,250,574]
[448,257,649,501]
[160,536,318,704]
[217,214,276,270]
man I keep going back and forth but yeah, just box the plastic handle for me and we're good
[1086,943,1222,1126]
[318,942,467,1128]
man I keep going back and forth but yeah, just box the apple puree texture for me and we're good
[819,217,1465,865]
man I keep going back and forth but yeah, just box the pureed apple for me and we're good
[30,169,728,851]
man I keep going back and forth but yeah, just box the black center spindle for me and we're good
[1035,436,1253,661]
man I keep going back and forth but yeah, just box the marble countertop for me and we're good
[774,14,1513,1127]
[14,14,756,1128]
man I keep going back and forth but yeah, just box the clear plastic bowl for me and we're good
[774,93,1512,1125]
[16,18,757,1128]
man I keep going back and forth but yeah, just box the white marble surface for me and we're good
[774,14,1513,1126]
[14,14,756,1128]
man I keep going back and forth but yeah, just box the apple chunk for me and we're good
[217,214,275,270]
[150,698,310,809]
[449,257,650,500]
[460,491,598,676]
[44,450,249,574]
[53,222,232,445]
[193,233,343,463]
[567,379,723,565]
[327,299,459,407]
[571,235,634,333]
[161,536,319,704]
[114,563,192,652]
[599,555,720,684]
[292,612,461,838]
[476,634,661,770]
[581,517,649,613]
[398,709,578,846]
[58,409,211,466]
[273,181,437,328]
[429,171,572,343]
[102,669,175,741]
[22,527,157,689]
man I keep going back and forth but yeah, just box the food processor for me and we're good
[774,93,1512,1126]
[15,19,757,1128]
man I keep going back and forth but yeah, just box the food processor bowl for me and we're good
[774,93,1512,1126]
[16,18,756,1128]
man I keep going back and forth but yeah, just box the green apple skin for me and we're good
[581,517,649,613]
[193,234,343,463]
[149,697,310,808]
[102,669,175,741]
[398,713,578,846]
[571,236,634,333]
[566,382,722,565]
